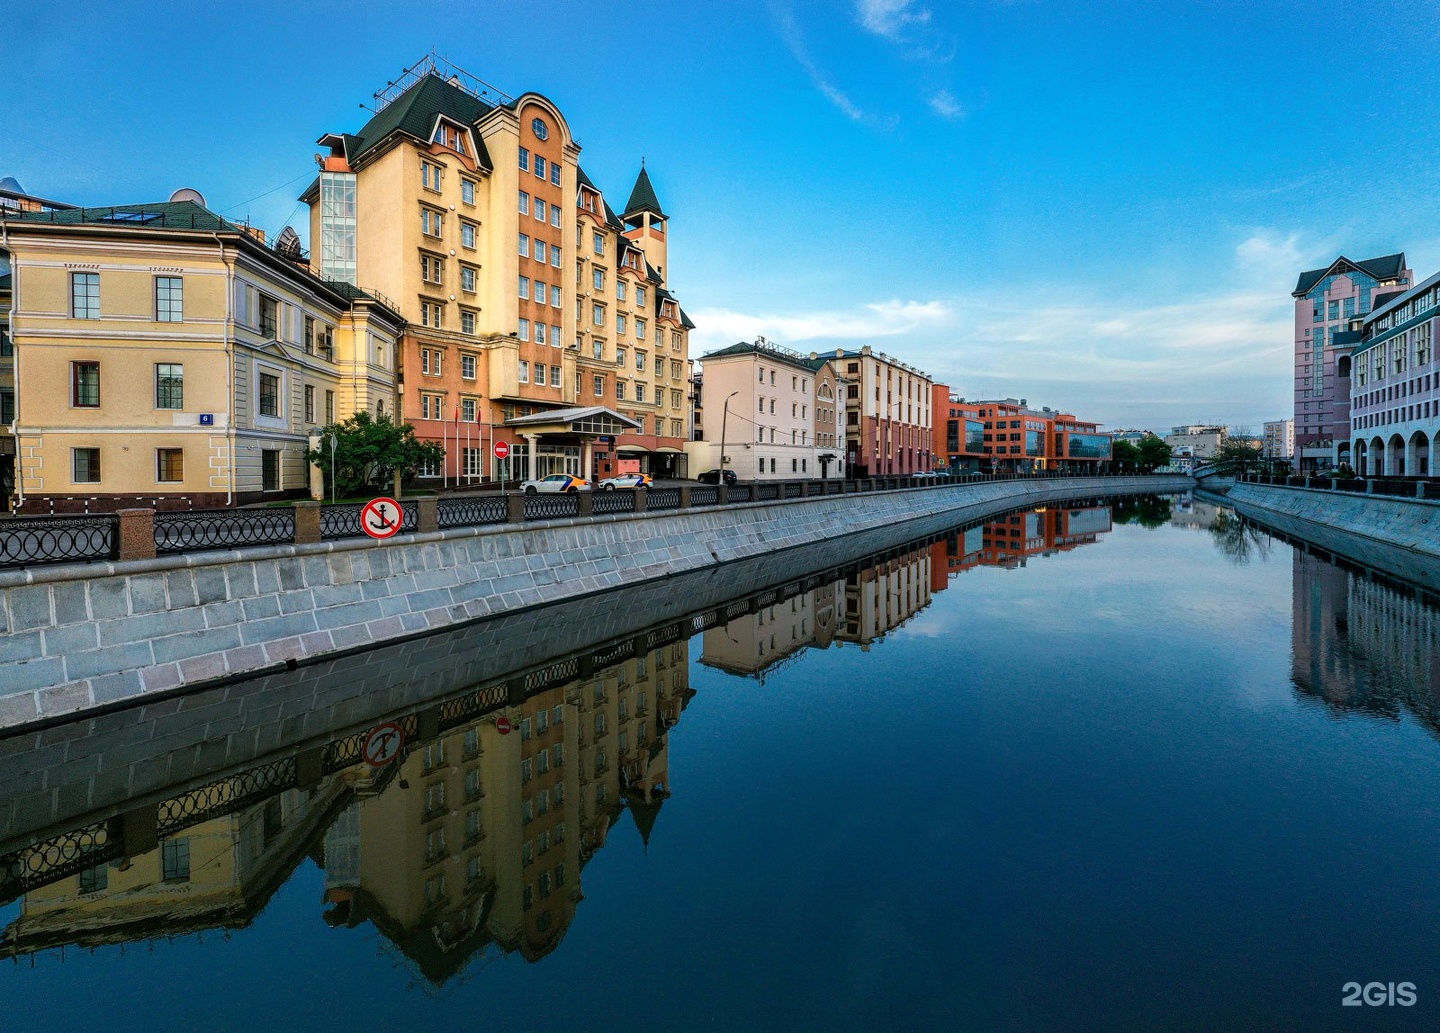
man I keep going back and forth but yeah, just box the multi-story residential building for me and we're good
[811,361,847,479]
[1292,253,1411,471]
[1164,424,1225,461]
[1261,418,1295,461]
[931,388,1111,473]
[692,339,836,480]
[303,57,694,485]
[1348,267,1439,477]
[0,199,401,512]
[805,346,931,476]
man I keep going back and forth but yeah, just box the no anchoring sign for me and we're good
[362,722,405,767]
[361,497,402,540]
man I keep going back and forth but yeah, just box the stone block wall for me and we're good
[0,476,1190,731]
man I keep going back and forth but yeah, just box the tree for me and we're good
[1212,439,1262,476]
[1112,494,1173,528]
[1111,440,1142,471]
[305,411,445,499]
[1136,435,1172,472]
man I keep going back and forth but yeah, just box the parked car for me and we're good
[521,474,591,494]
[697,469,739,485]
[599,473,652,490]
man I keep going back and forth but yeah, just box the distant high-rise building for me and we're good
[1261,419,1294,461]
[1291,253,1411,471]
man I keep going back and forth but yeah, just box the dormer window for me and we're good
[431,120,469,156]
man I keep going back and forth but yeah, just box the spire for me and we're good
[628,794,664,850]
[623,165,665,219]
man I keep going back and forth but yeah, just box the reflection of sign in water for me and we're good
[361,497,402,539]
[362,722,405,766]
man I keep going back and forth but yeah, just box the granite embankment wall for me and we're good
[0,475,1189,731]
[1224,482,1440,592]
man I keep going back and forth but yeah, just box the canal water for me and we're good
[3,494,1439,1032]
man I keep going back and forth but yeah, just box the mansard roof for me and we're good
[1293,253,1406,296]
[338,74,495,171]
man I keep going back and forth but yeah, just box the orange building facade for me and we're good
[931,386,1112,473]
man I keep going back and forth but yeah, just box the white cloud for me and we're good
[774,4,869,123]
[692,298,953,353]
[858,0,932,40]
[928,89,964,119]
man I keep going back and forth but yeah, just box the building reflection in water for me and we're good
[0,501,1124,982]
[1290,546,1440,729]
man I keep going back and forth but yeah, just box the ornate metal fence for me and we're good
[0,818,120,903]
[690,486,719,506]
[154,509,295,554]
[0,515,116,568]
[155,757,299,838]
[647,488,681,510]
[524,493,580,520]
[437,495,508,528]
[593,490,636,515]
[321,500,420,539]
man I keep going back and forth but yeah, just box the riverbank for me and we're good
[0,475,1190,730]
[1221,481,1440,592]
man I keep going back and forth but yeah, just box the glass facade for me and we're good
[1025,430,1045,456]
[1067,433,1110,459]
[319,172,358,285]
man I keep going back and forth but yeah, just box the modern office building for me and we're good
[303,56,694,485]
[931,388,1111,473]
[1348,267,1439,476]
[0,198,402,512]
[1292,253,1411,470]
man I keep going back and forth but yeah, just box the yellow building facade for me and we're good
[0,201,402,512]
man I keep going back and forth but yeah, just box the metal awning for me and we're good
[504,406,641,437]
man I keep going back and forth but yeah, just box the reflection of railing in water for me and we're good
[0,492,1151,906]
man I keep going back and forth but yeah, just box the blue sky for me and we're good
[6,0,1440,432]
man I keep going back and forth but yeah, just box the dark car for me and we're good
[697,469,738,485]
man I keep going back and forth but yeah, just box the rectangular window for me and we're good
[616,313,628,336]
[636,287,646,307]
[71,272,99,319]
[259,372,279,417]
[462,354,477,380]
[635,383,646,403]
[519,274,530,299]
[594,376,605,396]
[550,285,561,308]
[519,146,530,171]
[155,276,183,322]
[551,163,561,186]
[518,317,530,342]
[325,390,335,424]
[0,389,13,424]
[304,384,315,423]
[593,232,605,256]
[156,448,184,483]
[535,322,547,345]
[550,205,561,227]
[460,309,476,335]
[519,190,530,215]
[551,246,561,268]
[153,363,184,410]
[421,209,443,237]
[534,155,547,179]
[534,280,546,303]
[462,178,476,205]
[534,240,547,264]
[519,360,530,383]
[593,268,605,291]
[421,160,442,191]
[616,381,626,401]
[635,351,646,371]
[461,221,476,249]
[461,266,476,293]
[72,447,100,483]
[259,294,279,339]
[593,303,604,326]
[535,363,547,385]
[261,449,280,491]
[519,234,530,258]
[534,199,546,222]
[72,361,100,407]
[617,280,628,302]
[162,838,191,882]
[551,364,561,385]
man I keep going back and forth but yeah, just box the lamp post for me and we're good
[719,390,739,482]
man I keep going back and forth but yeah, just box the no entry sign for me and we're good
[361,496,402,539]
[362,722,405,766]
[495,715,512,735]
[494,440,511,460]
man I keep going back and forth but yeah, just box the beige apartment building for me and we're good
[691,339,839,480]
[303,57,694,484]
[806,345,933,477]
[0,199,402,512]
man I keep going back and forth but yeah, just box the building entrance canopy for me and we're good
[504,406,640,438]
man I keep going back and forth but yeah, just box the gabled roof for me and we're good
[601,199,623,231]
[622,166,665,218]
[1293,253,1406,296]
[339,74,495,171]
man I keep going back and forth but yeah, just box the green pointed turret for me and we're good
[623,165,665,218]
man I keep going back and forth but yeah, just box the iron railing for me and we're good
[524,493,580,520]
[437,495,507,528]
[1238,473,1440,501]
[0,514,116,568]
[155,508,295,554]
[156,758,299,838]
[321,500,419,539]
[593,490,636,515]
[0,818,120,902]
[690,486,719,506]
[647,487,681,510]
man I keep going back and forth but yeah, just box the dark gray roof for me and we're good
[1293,253,1406,296]
[339,74,495,171]
[623,166,665,218]
[0,200,239,232]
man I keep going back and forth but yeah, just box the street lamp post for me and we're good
[719,390,739,482]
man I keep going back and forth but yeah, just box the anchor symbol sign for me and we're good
[361,497,403,539]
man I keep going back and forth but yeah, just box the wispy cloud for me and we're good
[857,0,932,41]
[928,89,964,119]
[773,3,871,124]
[693,299,953,351]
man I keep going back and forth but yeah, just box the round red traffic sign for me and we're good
[494,440,511,460]
[360,496,402,539]
[495,715,512,735]
[362,721,405,766]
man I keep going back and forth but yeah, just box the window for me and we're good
[593,303,604,326]
[535,361,547,384]
[519,360,530,383]
[421,208,443,237]
[421,160,442,191]
[461,266,477,293]
[156,448,184,482]
[550,284,561,308]
[534,155,547,179]
[0,389,13,424]
[635,351,646,371]
[151,363,184,410]
[462,354,477,380]
[551,204,561,227]
[325,390,335,424]
[616,381,626,401]
[421,301,443,328]
[262,449,280,491]
[551,163,561,186]
[535,199,547,222]
[303,384,315,423]
[535,240,548,264]
[636,286,646,307]
[461,178,476,205]
[593,232,605,256]
[257,294,279,339]
[72,447,100,483]
[533,280,546,303]
[259,372,279,417]
[616,314,628,335]
[162,838,191,882]
[155,276,183,321]
[421,253,444,285]
[460,221,477,251]
[594,375,605,396]
[72,361,100,407]
[71,272,99,319]
[636,319,646,340]
[617,348,627,367]
[551,364,561,386]
[518,233,530,258]
[519,190,531,215]
[616,280,627,302]
[518,318,530,342]
[317,324,334,360]
[519,146,530,171]
[635,383,646,402]
[551,245,561,268]
[594,268,606,291]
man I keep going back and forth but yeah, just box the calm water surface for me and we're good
[4,495,1440,1032]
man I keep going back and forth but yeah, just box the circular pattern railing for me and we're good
[524,493,581,520]
[690,486,719,506]
[155,509,295,554]
[437,496,508,528]
[0,515,117,568]
[647,488,681,510]
[593,490,636,515]
[321,500,420,539]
